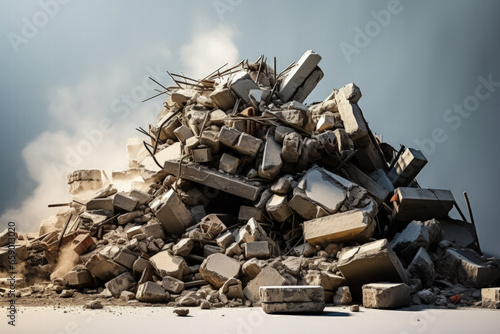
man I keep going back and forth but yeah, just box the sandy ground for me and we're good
[2,305,500,334]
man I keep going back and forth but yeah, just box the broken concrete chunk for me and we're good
[229,71,260,103]
[304,209,375,245]
[149,251,189,280]
[173,238,194,257]
[234,132,263,157]
[67,169,103,195]
[63,267,95,289]
[258,136,283,180]
[266,194,292,222]
[279,50,322,102]
[86,198,114,211]
[173,125,194,143]
[290,67,324,103]
[216,231,235,249]
[136,282,168,303]
[238,206,265,223]
[84,254,128,282]
[281,132,302,163]
[220,277,245,300]
[305,270,347,292]
[338,83,362,103]
[408,247,436,287]
[138,142,181,183]
[117,211,142,226]
[219,153,239,174]
[200,253,241,289]
[391,221,431,262]
[334,286,352,305]
[130,189,154,205]
[281,109,305,128]
[335,92,369,144]
[387,148,428,188]
[132,257,153,275]
[162,276,185,294]
[392,187,455,222]
[149,189,194,236]
[337,239,408,300]
[274,125,294,144]
[245,241,270,259]
[164,161,264,201]
[210,87,236,111]
[141,220,166,240]
[482,288,500,309]
[270,175,294,195]
[200,214,227,239]
[192,147,212,163]
[112,193,139,212]
[362,283,410,309]
[243,266,287,303]
[105,272,135,297]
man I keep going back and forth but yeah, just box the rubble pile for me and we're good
[2,50,500,312]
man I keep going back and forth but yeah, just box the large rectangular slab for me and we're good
[164,161,264,201]
[392,187,455,222]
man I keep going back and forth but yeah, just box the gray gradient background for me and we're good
[0,0,499,256]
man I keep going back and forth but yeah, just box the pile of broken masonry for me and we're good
[2,50,500,313]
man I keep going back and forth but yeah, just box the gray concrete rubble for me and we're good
[11,50,497,313]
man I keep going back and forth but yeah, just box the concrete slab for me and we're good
[362,283,410,309]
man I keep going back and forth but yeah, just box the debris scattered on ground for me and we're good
[1,50,498,313]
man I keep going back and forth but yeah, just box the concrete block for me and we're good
[173,238,194,257]
[234,132,263,157]
[260,286,325,314]
[335,89,369,144]
[281,109,305,127]
[141,221,166,240]
[290,67,323,103]
[200,214,227,239]
[344,164,390,204]
[437,248,500,288]
[217,126,240,147]
[304,209,375,245]
[219,153,240,174]
[316,114,337,133]
[387,148,427,188]
[162,276,185,294]
[259,136,282,180]
[200,129,220,154]
[333,286,352,305]
[279,50,322,102]
[173,125,194,143]
[392,187,455,222]
[362,283,410,309]
[282,132,302,163]
[210,87,236,111]
[136,282,168,303]
[132,257,154,275]
[225,242,242,257]
[408,247,436,287]
[63,268,95,289]
[266,194,292,222]
[117,210,142,225]
[112,193,139,212]
[71,233,95,255]
[229,71,259,103]
[171,88,197,106]
[337,239,408,300]
[192,147,212,163]
[204,244,224,257]
[305,270,347,292]
[220,277,245,300]
[245,241,270,259]
[129,189,153,205]
[243,266,287,303]
[149,251,189,280]
[113,250,138,270]
[67,169,103,194]
[390,221,430,262]
[238,206,265,223]
[164,161,264,201]
[274,125,294,144]
[270,175,294,195]
[291,242,316,257]
[105,272,135,297]
[86,198,114,211]
[84,254,128,282]
[200,253,241,288]
[339,83,362,103]
[149,189,194,236]
[216,231,235,249]
[482,288,500,309]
